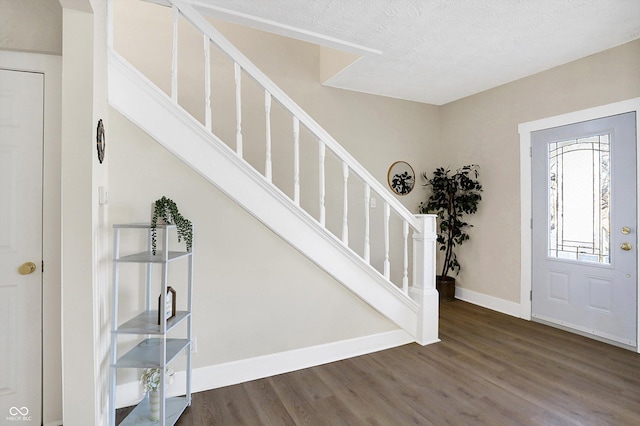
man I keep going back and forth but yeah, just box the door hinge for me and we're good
[530,218,533,229]
[530,290,532,301]
[41,260,44,273]
[529,146,532,157]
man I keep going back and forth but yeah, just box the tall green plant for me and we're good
[419,165,482,278]
[151,196,193,255]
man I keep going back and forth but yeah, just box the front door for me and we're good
[0,68,43,423]
[532,112,637,348]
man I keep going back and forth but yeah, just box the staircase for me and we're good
[107,0,438,344]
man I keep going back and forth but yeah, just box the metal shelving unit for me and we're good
[109,223,193,426]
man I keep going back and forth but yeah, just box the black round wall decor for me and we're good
[96,119,105,164]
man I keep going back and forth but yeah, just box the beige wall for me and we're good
[110,0,438,386]
[0,0,62,55]
[439,39,640,303]
[109,108,399,368]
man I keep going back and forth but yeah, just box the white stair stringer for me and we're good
[108,51,420,337]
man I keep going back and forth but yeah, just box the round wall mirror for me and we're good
[387,161,415,195]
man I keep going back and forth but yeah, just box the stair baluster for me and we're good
[234,62,243,157]
[293,117,301,206]
[364,184,371,264]
[204,35,212,132]
[171,6,179,102]
[319,139,326,227]
[403,220,409,294]
[384,201,391,279]
[265,91,272,182]
[342,162,349,245]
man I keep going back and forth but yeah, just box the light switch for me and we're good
[99,186,109,205]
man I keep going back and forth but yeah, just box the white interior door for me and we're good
[532,112,637,348]
[0,68,43,423]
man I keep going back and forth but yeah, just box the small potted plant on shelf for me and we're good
[419,164,482,301]
[151,196,193,256]
[141,366,175,421]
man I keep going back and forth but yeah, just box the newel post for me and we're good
[410,214,440,345]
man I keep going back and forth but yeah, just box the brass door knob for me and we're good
[620,242,632,251]
[18,262,37,275]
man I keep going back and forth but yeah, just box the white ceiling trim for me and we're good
[143,0,381,57]
[191,2,382,57]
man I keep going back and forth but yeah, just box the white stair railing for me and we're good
[108,0,438,342]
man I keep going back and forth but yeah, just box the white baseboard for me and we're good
[455,287,522,318]
[116,329,414,408]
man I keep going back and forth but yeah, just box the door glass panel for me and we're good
[548,134,610,263]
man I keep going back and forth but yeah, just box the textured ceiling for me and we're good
[192,0,640,105]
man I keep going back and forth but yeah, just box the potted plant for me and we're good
[140,367,175,421]
[151,196,193,255]
[418,164,482,301]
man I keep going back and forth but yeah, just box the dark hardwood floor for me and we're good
[118,301,640,425]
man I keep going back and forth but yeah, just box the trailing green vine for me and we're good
[151,196,193,255]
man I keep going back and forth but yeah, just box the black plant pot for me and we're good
[436,275,456,302]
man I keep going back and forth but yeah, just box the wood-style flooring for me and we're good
[118,301,640,425]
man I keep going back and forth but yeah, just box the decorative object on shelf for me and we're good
[419,164,482,302]
[151,196,193,255]
[140,367,175,421]
[149,389,160,421]
[96,119,105,164]
[111,223,193,426]
[387,161,415,195]
[158,286,177,324]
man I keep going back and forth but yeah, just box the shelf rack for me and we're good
[109,223,193,426]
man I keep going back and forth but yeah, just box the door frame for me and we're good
[519,98,640,353]
[0,50,62,424]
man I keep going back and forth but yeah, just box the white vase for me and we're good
[149,390,160,421]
